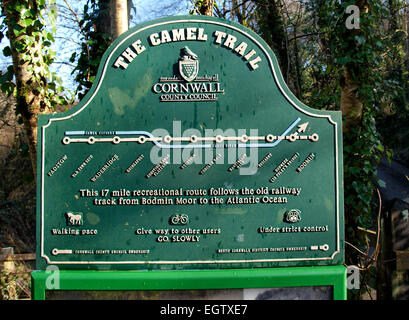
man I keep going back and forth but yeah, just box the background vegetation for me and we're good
[0,0,408,299]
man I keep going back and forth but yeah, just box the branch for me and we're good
[288,32,323,42]
[345,188,383,271]
[216,0,253,19]
[62,0,82,27]
[62,0,90,59]
[53,36,82,46]
[53,61,76,68]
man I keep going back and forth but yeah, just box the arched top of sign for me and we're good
[46,15,337,125]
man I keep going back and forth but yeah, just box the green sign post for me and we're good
[32,15,346,299]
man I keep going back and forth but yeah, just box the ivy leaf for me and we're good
[12,24,25,37]
[69,52,77,63]
[46,32,54,41]
[0,67,14,83]
[3,46,12,57]
[20,18,33,27]
[0,81,16,97]
[33,19,43,29]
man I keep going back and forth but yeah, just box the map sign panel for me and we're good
[36,16,344,270]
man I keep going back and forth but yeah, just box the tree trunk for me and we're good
[405,1,409,104]
[95,0,128,40]
[340,68,363,133]
[292,24,302,99]
[109,0,128,39]
[3,1,51,178]
[340,0,369,133]
[198,0,214,16]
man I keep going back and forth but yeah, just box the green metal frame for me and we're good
[31,265,347,300]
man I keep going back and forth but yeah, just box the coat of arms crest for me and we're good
[178,46,199,82]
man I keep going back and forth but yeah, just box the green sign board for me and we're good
[36,15,344,270]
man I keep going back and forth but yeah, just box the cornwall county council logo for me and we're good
[152,46,224,102]
[179,47,199,82]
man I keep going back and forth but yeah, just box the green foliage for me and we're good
[0,0,71,112]
[303,1,398,265]
[374,0,409,162]
[190,0,217,15]
[0,270,18,300]
[70,0,112,100]
[0,265,31,300]
[255,0,288,77]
